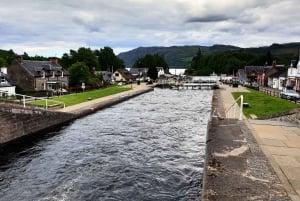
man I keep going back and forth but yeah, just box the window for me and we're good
[1,76,5,83]
[115,73,119,77]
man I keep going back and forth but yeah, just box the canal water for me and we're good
[0,88,212,201]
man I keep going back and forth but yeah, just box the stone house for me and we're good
[265,65,287,90]
[113,69,134,82]
[244,66,266,84]
[8,56,69,91]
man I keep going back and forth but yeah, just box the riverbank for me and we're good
[0,83,154,145]
[57,83,154,118]
[202,85,296,201]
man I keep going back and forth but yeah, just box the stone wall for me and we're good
[260,108,300,125]
[0,104,75,145]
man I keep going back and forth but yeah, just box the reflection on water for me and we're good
[0,88,212,201]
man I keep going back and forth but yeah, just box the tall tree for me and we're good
[68,62,91,87]
[95,47,125,71]
[132,54,169,79]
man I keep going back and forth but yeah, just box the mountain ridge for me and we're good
[117,43,300,68]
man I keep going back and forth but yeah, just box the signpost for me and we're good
[81,82,85,92]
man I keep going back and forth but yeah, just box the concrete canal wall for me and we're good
[201,89,291,201]
[0,104,75,144]
[0,85,154,145]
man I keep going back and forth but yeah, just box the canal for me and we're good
[0,88,213,201]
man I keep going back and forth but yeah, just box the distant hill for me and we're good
[117,43,300,68]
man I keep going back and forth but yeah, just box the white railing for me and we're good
[0,91,65,110]
[225,95,244,120]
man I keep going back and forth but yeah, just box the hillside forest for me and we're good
[1,43,300,79]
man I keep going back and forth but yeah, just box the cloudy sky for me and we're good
[0,0,299,56]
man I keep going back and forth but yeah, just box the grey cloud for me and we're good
[72,17,101,33]
[0,0,299,56]
[186,15,232,23]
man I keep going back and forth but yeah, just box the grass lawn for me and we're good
[232,89,300,119]
[32,86,131,107]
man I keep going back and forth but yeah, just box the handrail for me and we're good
[225,95,244,120]
[0,91,65,110]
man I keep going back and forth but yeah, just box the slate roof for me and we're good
[20,60,69,77]
[115,68,134,80]
[266,67,287,78]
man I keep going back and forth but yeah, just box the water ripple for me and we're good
[0,88,212,201]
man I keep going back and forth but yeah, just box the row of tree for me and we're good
[59,47,124,87]
[3,46,297,87]
[185,48,297,76]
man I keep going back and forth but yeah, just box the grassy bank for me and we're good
[232,89,300,118]
[32,86,131,107]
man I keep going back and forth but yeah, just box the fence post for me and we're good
[239,95,243,120]
[23,95,26,108]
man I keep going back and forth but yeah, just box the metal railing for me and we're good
[0,91,65,110]
[225,95,244,120]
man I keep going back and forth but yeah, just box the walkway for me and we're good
[57,83,153,114]
[221,84,300,201]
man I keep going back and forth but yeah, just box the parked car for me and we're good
[280,90,300,100]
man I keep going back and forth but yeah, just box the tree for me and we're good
[68,62,91,87]
[132,54,169,79]
[95,46,125,71]
[0,57,6,67]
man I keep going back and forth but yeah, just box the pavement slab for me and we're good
[203,84,300,201]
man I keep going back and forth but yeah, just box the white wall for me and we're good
[0,86,16,95]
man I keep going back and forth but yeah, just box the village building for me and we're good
[0,67,15,95]
[265,65,287,90]
[94,71,112,83]
[129,68,148,81]
[112,68,135,83]
[244,66,266,85]
[8,56,69,91]
[295,57,300,92]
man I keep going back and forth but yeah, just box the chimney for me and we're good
[15,55,23,63]
[272,60,276,68]
[50,57,58,65]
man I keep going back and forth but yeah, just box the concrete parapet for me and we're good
[202,89,290,201]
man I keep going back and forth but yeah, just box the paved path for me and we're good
[57,83,153,114]
[221,84,300,201]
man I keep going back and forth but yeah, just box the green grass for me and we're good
[232,89,300,118]
[31,86,131,107]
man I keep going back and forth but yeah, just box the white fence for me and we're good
[225,95,244,120]
[0,91,65,110]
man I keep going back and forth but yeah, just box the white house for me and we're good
[0,67,16,95]
[286,60,298,90]
[295,56,300,92]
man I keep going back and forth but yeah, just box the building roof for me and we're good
[115,68,134,80]
[20,60,69,77]
[95,71,112,81]
[267,67,287,78]
[245,66,272,74]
